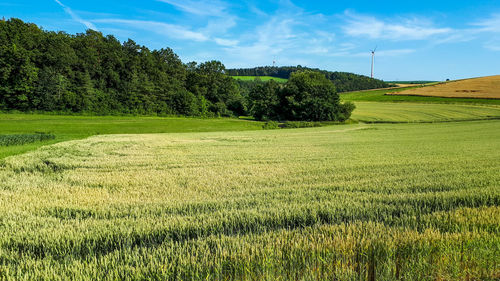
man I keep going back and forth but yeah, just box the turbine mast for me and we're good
[370,46,377,78]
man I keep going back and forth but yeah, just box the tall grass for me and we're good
[0,132,55,146]
[0,121,498,280]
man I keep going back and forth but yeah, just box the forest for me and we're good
[226,66,393,92]
[0,18,380,120]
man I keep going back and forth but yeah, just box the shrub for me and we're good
[0,133,55,146]
[262,121,279,130]
[281,121,322,128]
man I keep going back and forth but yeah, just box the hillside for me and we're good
[232,75,288,83]
[226,66,393,92]
[390,75,500,99]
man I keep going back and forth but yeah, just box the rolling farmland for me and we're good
[350,102,500,123]
[340,87,500,105]
[1,2,500,280]
[390,76,500,99]
[231,76,288,83]
[0,114,263,159]
[0,120,499,280]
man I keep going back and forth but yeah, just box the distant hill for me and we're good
[226,66,393,92]
[390,75,500,99]
[232,76,288,83]
[386,81,438,85]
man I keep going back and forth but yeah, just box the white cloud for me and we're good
[157,0,228,17]
[94,19,241,46]
[472,14,500,32]
[482,37,500,51]
[93,19,208,41]
[156,0,237,44]
[201,17,237,35]
[54,0,97,30]
[214,37,238,46]
[342,11,452,41]
[485,44,500,51]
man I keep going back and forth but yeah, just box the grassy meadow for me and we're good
[0,120,498,280]
[3,100,500,159]
[231,76,288,83]
[0,114,263,159]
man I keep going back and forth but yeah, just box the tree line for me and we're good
[226,66,393,92]
[0,18,360,121]
[0,18,243,116]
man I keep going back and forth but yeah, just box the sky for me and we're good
[1,0,500,81]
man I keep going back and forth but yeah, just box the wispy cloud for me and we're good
[482,36,500,51]
[157,0,228,17]
[214,37,238,47]
[54,0,97,30]
[484,44,500,51]
[156,0,237,44]
[472,13,500,32]
[342,11,451,41]
[93,19,208,41]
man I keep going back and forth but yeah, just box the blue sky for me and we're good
[1,0,499,80]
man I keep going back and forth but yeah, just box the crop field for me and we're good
[341,87,500,105]
[0,114,262,159]
[350,102,500,123]
[0,120,498,280]
[391,76,500,99]
[231,76,288,83]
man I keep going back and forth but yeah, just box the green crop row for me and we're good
[0,132,55,146]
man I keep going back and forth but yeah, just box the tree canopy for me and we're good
[0,18,354,121]
[248,71,355,121]
[0,18,244,116]
[226,66,393,92]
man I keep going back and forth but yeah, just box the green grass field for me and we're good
[0,120,498,280]
[0,114,263,159]
[2,97,500,159]
[232,76,288,83]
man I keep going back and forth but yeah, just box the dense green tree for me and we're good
[186,61,244,116]
[247,71,355,121]
[279,71,341,121]
[247,80,280,121]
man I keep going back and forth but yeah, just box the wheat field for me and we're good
[391,75,500,99]
[0,120,499,280]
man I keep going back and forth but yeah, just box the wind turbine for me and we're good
[370,46,377,78]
